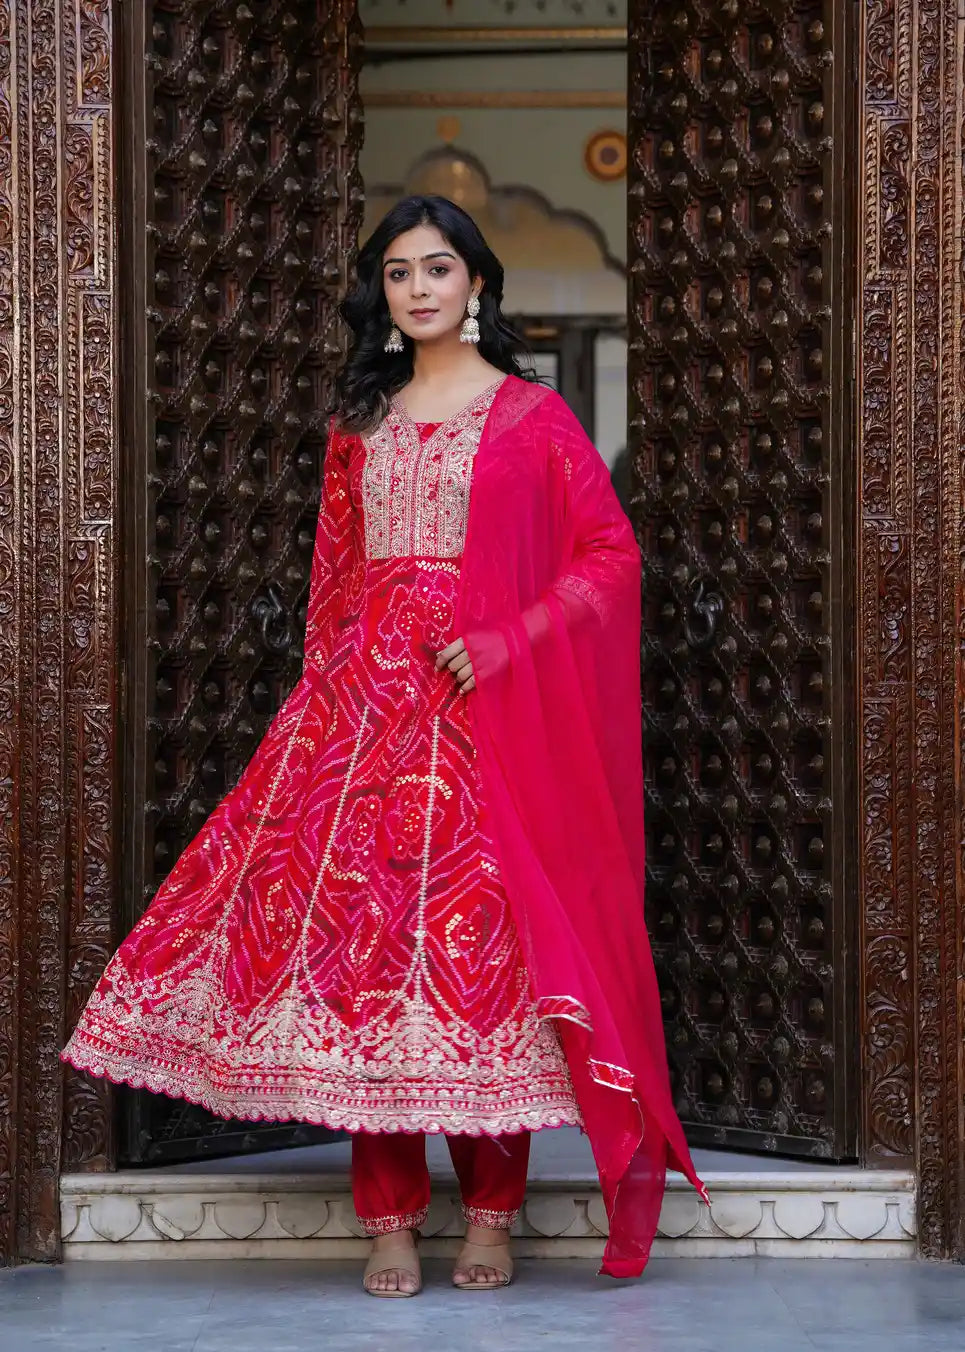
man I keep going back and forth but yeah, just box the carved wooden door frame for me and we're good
[855,0,965,1258]
[0,0,963,1264]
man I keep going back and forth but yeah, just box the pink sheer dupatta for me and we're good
[458,376,706,1277]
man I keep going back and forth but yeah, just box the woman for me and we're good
[62,195,705,1297]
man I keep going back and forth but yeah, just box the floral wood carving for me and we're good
[0,0,366,1262]
[0,0,17,1267]
[0,0,117,1265]
[858,0,965,1259]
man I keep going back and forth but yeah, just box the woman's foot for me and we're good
[363,1228,422,1297]
[452,1224,513,1290]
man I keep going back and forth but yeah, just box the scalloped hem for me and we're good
[60,1042,584,1138]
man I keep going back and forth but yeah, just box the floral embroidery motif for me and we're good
[361,381,503,559]
[556,572,610,620]
[64,946,581,1135]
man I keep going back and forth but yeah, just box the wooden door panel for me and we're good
[120,0,363,1164]
[627,0,856,1157]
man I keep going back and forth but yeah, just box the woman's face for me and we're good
[382,222,478,345]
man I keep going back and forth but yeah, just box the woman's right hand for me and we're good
[436,637,476,694]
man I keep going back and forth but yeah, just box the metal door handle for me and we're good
[250,582,293,654]
[683,577,724,650]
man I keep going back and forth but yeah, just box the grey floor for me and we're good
[2,1258,965,1352]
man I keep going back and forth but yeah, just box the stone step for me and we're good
[60,1133,915,1261]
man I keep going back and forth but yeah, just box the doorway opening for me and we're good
[115,1,857,1170]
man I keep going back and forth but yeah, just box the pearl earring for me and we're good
[384,324,404,354]
[460,295,481,345]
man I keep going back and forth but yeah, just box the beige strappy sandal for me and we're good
[363,1232,422,1298]
[452,1239,514,1291]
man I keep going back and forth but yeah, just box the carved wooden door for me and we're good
[628,0,857,1157]
[118,0,363,1163]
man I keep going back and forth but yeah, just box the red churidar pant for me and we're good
[352,1131,531,1235]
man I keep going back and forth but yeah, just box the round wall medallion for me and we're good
[584,129,627,182]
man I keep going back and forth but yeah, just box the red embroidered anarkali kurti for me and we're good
[64,374,705,1275]
[62,381,580,1135]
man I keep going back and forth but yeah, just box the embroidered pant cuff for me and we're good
[359,1206,429,1237]
[463,1204,519,1230]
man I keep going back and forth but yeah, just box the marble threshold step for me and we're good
[60,1129,915,1261]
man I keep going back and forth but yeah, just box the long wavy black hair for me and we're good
[333,195,536,432]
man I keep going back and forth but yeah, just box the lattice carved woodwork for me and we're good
[119,0,364,1163]
[627,0,857,1156]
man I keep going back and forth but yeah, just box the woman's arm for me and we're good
[544,395,640,628]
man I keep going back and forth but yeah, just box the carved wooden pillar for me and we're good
[0,0,117,1264]
[857,0,965,1259]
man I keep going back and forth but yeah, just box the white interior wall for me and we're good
[360,103,627,268]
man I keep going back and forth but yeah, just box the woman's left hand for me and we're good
[436,637,475,694]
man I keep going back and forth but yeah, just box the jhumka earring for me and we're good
[460,295,481,345]
[384,323,404,354]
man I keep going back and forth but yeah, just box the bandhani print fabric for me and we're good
[62,381,582,1136]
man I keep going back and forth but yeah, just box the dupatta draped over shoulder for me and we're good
[455,375,706,1277]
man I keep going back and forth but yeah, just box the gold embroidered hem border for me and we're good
[61,1034,585,1137]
